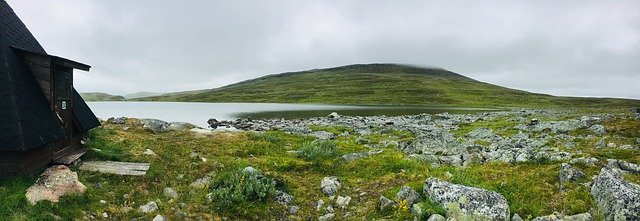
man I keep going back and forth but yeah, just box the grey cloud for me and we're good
[6,0,639,99]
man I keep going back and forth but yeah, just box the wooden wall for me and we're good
[20,53,52,104]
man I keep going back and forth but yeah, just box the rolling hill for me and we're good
[80,92,126,102]
[137,64,640,108]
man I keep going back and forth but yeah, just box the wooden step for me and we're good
[53,148,86,165]
[78,161,150,176]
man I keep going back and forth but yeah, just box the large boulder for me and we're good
[590,167,640,220]
[25,165,86,205]
[423,178,510,221]
[140,118,170,133]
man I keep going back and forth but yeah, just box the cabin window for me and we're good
[55,71,71,99]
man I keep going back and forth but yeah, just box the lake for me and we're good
[87,102,496,128]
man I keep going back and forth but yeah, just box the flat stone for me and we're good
[139,201,158,213]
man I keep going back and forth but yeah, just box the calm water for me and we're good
[87,102,496,128]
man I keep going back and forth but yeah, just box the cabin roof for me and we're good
[0,1,99,153]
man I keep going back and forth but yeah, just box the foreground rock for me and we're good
[531,212,593,221]
[140,118,170,133]
[25,165,86,205]
[321,176,341,196]
[424,177,510,221]
[590,167,640,220]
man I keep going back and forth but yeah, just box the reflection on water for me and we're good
[87,102,497,128]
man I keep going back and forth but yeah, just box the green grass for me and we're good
[2,116,638,220]
[136,64,640,108]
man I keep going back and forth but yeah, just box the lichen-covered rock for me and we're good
[423,177,510,221]
[275,190,294,205]
[589,124,606,135]
[590,167,640,220]
[559,163,585,183]
[336,195,351,209]
[25,165,86,205]
[163,187,178,199]
[321,176,341,196]
[379,196,396,210]
[531,212,593,221]
[139,201,158,213]
[569,157,599,167]
[140,118,170,133]
[168,122,197,131]
[312,131,335,140]
[396,186,420,206]
[427,214,446,221]
[511,213,524,221]
[467,128,496,140]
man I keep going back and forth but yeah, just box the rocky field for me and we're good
[1,108,639,220]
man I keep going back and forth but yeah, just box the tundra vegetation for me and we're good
[1,107,639,220]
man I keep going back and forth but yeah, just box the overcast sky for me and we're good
[6,0,640,99]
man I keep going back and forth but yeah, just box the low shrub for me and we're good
[298,140,338,161]
[209,168,277,213]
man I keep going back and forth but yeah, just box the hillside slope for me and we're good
[138,64,639,108]
[80,92,126,102]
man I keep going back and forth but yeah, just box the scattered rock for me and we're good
[275,190,294,205]
[590,167,640,220]
[25,165,86,205]
[379,196,396,211]
[427,214,446,221]
[411,203,426,218]
[424,177,510,221]
[531,212,593,221]
[511,213,524,221]
[467,128,496,140]
[340,149,383,161]
[589,124,606,135]
[595,139,606,148]
[321,176,341,196]
[207,118,219,129]
[312,131,335,140]
[396,186,420,206]
[289,205,299,214]
[318,213,335,221]
[168,122,197,131]
[174,211,187,218]
[328,112,340,118]
[189,152,199,159]
[140,118,170,133]
[190,176,211,189]
[607,142,617,148]
[317,199,325,211]
[139,201,158,213]
[163,187,178,199]
[618,160,640,174]
[107,117,126,124]
[152,214,167,221]
[336,195,351,209]
[569,157,599,167]
[559,163,585,184]
[143,148,156,155]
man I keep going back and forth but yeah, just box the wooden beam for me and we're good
[78,161,150,176]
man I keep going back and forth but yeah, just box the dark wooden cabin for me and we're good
[0,1,100,176]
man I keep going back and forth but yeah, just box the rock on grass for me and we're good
[424,177,510,221]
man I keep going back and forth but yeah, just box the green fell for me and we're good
[136,64,639,108]
[80,92,126,102]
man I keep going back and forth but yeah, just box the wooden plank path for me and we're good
[78,161,150,176]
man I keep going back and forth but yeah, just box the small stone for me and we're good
[101,213,108,218]
[316,199,325,211]
[396,186,420,206]
[318,213,335,221]
[189,152,199,159]
[325,205,335,213]
[139,201,158,213]
[275,190,294,205]
[320,176,341,196]
[328,112,339,118]
[190,176,212,189]
[427,214,446,221]
[143,149,156,155]
[595,139,606,148]
[163,187,178,199]
[379,196,396,210]
[559,163,585,184]
[511,213,524,221]
[99,200,107,204]
[174,211,187,218]
[288,206,299,214]
[336,195,351,209]
[152,214,167,221]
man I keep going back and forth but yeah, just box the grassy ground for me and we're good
[136,64,640,108]
[2,113,638,220]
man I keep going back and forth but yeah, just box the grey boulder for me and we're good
[424,177,510,221]
[590,167,640,220]
[321,176,341,196]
